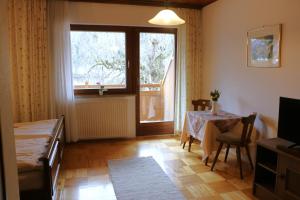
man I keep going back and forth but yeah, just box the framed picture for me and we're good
[247,24,282,67]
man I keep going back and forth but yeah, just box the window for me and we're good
[70,25,132,95]
[70,25,177,98]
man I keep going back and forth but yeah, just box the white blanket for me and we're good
[14,119,57,172]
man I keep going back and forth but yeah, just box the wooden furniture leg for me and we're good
[224,144,230,162]
[211,142,223,171]
[182,142,186,149]
[245,145,254,170]
[205,157,209,166]
[236,146,243,179]
[188,136,194,152]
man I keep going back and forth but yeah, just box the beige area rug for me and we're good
[108,156,186,200]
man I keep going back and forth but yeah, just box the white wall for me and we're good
[0,0,20,199]
[69,2,163,26]
[202,0,300,138]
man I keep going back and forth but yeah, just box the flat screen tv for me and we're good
[278,97,300,147]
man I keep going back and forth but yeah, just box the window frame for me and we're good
[70,25,134,95]
[70,25,177,97]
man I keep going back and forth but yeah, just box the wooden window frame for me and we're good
[70,25,177,99]
[71,25,134,95]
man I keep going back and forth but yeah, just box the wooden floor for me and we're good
[57,136,256,200]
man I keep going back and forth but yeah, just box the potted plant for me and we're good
[210,89,220,114]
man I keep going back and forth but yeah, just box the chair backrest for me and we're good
[192,99,212,111]
[240,113,257,146]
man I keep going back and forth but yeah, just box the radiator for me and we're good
[75,96,136,140]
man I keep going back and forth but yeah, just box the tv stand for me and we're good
[277,144,300,158]
[253,138,300,200]
[287,143,300,148]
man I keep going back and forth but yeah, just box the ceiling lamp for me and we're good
[148,9,185,26]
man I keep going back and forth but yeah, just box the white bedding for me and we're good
[14,119,58,173]
[14,119,58,139]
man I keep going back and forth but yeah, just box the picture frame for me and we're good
[247,24,282,68]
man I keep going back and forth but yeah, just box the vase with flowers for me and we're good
[210,89,220,115]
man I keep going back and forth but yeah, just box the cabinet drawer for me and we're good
[277,155,300,200]
[254,184,280,200]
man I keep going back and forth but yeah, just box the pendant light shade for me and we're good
[148,9,185,26]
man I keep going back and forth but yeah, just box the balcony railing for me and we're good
[140,84,163,122]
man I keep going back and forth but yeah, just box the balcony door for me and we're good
[136,28,177,135]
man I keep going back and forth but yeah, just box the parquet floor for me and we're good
[57,136,256,200]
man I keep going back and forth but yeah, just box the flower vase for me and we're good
[211,101,217,115]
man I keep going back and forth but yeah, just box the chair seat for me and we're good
[216,132,242,145]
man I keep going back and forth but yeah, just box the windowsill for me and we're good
[75,94,136,99]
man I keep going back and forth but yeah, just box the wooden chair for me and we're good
[210,113,257,179]
[182,99,212,152]
[192,99,212,111]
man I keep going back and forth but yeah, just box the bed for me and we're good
[14,116,65,200]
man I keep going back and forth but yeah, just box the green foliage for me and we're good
[71,31,174,87]
[86,50,126,84]
[71,32,126,86]
[140,33,174,85]
[210,89,221,102]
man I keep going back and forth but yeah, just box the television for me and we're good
[278,97,300,148]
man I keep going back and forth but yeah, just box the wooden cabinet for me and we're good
[277,155,300,200]
[253,138,300,200]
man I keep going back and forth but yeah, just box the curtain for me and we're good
[9,0,51,122]
[174,8,202,134]
[48,0,78,142]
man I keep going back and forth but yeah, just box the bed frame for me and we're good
[20,115,65,200]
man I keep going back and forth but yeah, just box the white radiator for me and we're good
[75,96,136,140]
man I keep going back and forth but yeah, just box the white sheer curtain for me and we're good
[48,0,78,142]
[174,8,202,134]
[174,23,187,134]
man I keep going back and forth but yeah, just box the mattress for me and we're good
[14,119,58,190]
[14,119,58,139]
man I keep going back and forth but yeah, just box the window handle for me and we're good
[127,60,130,69]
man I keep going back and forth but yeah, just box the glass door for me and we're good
[137,31,176,135]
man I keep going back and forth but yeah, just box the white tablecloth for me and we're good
[181,111,242,160]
